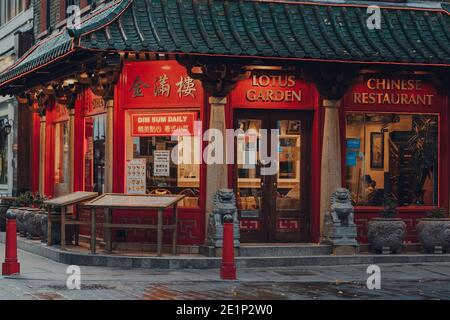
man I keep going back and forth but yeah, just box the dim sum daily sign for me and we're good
[130,112,198,137]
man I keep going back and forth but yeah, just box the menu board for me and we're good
[126,158,146,194]
[153,150,170,177]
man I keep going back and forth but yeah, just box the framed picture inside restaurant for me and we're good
[370,132,384,169]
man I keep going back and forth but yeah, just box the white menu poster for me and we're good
[126,158,147,194]
[153,150,170,177]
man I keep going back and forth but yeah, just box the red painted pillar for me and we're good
[220,215,236,280]
[2,211,20,275]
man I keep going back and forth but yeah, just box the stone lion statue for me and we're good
[207,189,240,248]
[329,188,355,227]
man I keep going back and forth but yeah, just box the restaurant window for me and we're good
[0,116,8,185]
[346,113,439,207]
[84,114,106,192]
[54,121,70,196]
[125,111,201,208]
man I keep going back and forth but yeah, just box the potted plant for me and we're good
[407,117,438,205]
[367,194,407,254]
[416,207,450,254]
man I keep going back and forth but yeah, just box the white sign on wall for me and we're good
[126,158,146,194]
[153,150,170,177]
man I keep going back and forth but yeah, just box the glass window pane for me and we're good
[126,111,200,208]
[54,121,70,196]
[84,114,106,192]
[346,113,439,207]
[236,119,262,216]
[276,120,301,213]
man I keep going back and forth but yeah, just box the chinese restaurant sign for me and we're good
[84,89,106,116]
[124,61,203,109]
[53,103,69,122]
[131,112,197,137]
[346,76,442,109]
[231,71,315,109]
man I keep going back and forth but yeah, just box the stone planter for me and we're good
[367,218,407,254]
[15,208,30,237]
[11,208,47,240]
[25,208,46,240]
[416,218,450,253]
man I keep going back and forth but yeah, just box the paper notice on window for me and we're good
[126,158,147,194]
[153,150,170,177]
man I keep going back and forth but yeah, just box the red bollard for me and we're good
[2,210,20,275]
[220,214,237,280]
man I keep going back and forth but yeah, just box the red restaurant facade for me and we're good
[20,59,449,248]
[0,0,449,252]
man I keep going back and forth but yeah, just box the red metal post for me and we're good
[2,211,20,275]
[220,215,236,280]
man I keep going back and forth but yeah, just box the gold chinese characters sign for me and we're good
[124,61,203,109]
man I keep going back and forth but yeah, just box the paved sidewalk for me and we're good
[0,243,450,300]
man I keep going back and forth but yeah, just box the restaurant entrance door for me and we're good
[234,110,311,243]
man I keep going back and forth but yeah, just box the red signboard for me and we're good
[84,89,106,116]
[53,103,69,122]
[123,61,203,109]
[131,112,197,136]
[231,71,315,109]
[345,76,443,110]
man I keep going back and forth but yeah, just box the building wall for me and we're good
[33,0,103,39]
[0,2,33,195]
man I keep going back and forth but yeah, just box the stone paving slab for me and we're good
[2,232,450,270]
[1,243,450,300]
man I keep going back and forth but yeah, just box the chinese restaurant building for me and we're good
[0,0,448,253]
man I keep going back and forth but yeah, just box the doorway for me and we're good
[234,109,312,243]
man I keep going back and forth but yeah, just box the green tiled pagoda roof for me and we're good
[1,0,449,89]
[0,0,129,85]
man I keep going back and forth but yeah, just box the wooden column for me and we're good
[68,106,75,193]
[303,66,358,243]
[205,97,229,219]
[320,99,342,239]
[104,99,114,193]
[180,57,244,242]
[38,114,46,196]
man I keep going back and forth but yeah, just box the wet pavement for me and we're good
[0,243,449,300]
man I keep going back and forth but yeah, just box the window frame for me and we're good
[83,113,106,193]
[0,0,28,27]
[341,76,448,212]
[124,109,202,207]
[344,111,441,208]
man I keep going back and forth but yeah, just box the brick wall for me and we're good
[33,0,84,38]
